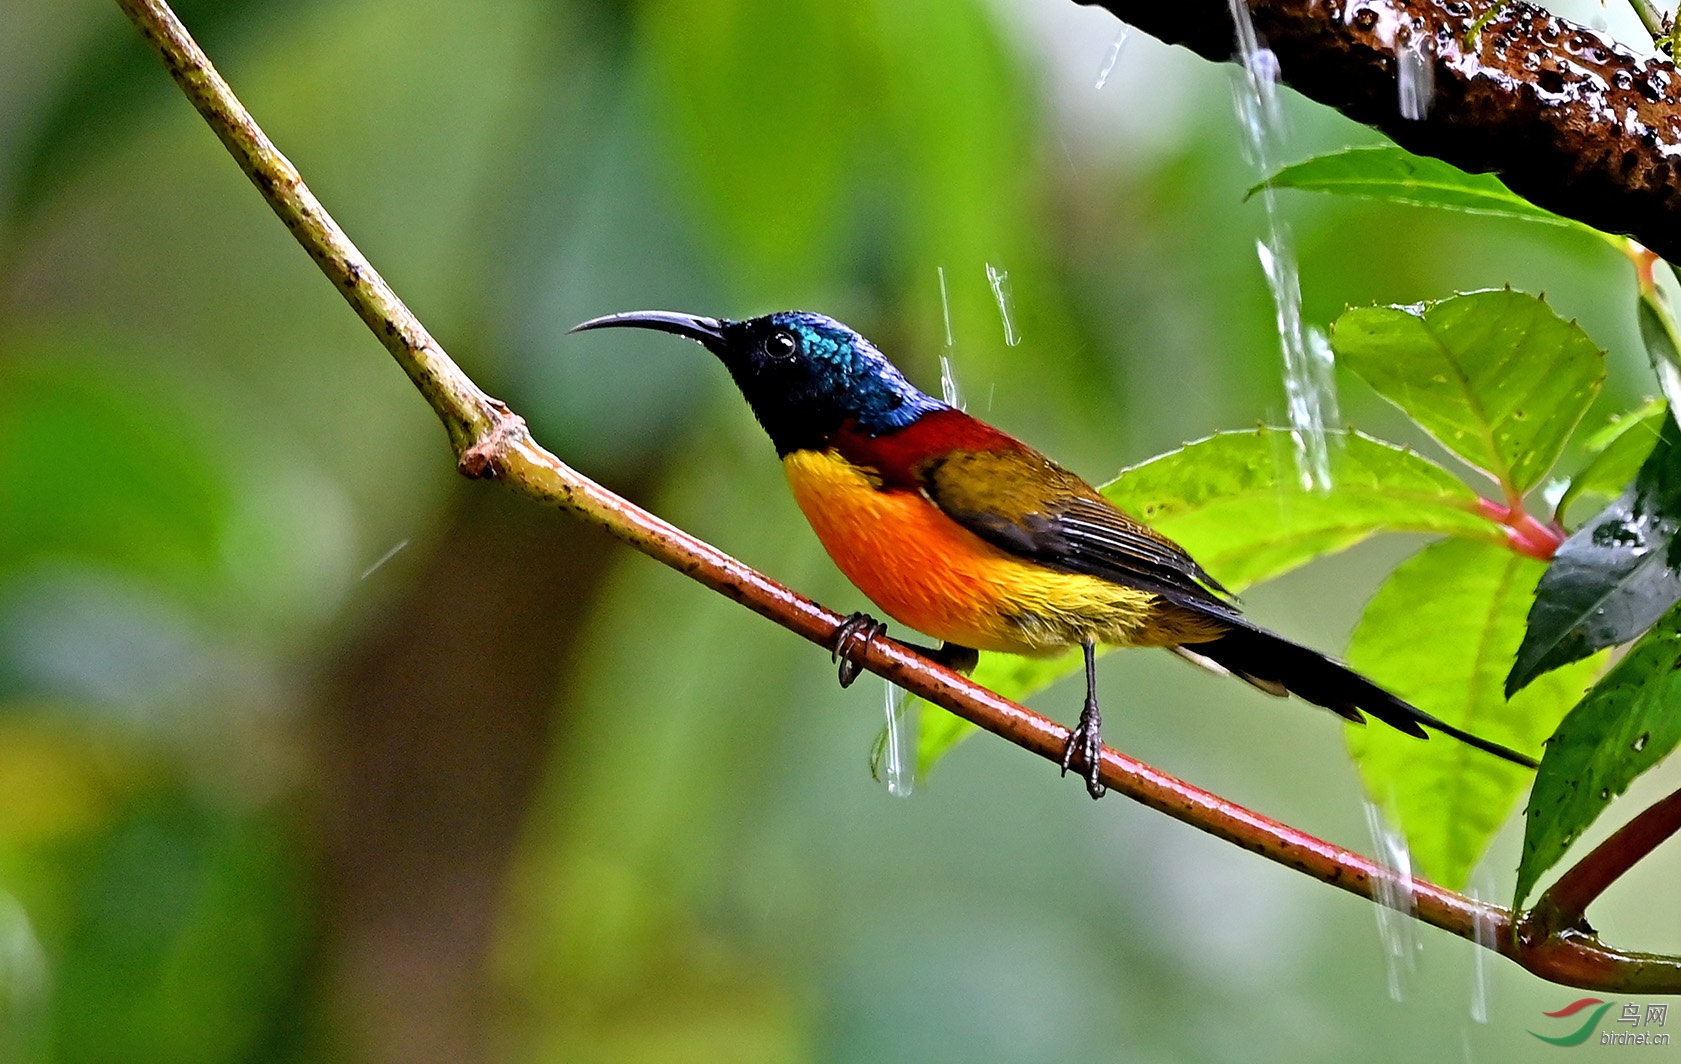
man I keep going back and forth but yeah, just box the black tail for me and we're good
[1182,623,1539,769]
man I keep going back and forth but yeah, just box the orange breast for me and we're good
[782,448,1167,654]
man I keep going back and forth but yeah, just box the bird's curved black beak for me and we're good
[568,310,727,352]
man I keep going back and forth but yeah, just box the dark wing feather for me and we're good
[915,441,1540,768]
[918,447,1242,623]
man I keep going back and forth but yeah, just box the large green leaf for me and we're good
[1102,428,1500,588]
[1508,414,1681,695]
[1345,539,1599,890]
[914,427,1504,776]
[1331,290,1606,495]
[1515,602,1681,907]
[1254,147,1606,238]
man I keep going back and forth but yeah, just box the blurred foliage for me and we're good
[1,0,1678,1062]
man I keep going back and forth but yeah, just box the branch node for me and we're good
[457,404,525,480]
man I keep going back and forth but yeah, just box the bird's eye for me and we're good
[764,329,798,360]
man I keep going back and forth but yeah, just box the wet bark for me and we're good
[1085,0,1681,260]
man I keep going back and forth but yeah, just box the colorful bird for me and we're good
[571,309,1538,796]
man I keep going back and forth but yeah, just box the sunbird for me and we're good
[572,309,1538,796]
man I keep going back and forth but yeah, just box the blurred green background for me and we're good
[1,0,1677,1061]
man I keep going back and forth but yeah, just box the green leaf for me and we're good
[1331,290,1606,495]
[1515,602,1681,907]
[1508,414,1681,695]
[1254,147,1599,236]
[914,428,1504,776]
[1103,428,1501,590]
[1637,283,1681,412]
[1557,399,1667,523]
[1346,539,1600,890]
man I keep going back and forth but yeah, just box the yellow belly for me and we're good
[782,448,1219,654]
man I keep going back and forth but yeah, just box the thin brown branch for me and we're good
[1529,784,1681,933]
[1086,0,1681,261]
[114,0,1681,994]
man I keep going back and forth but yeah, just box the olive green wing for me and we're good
[918,446,1242,622]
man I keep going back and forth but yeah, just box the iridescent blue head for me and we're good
[570,309,946,455]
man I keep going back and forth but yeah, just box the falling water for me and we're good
[940,356,964,409]
[1467,870,1498,1024]
[936,267,964,408]
[1364,800,1420,1002]
[985,263,1021,347]
[1227,0,1283,167]
[1095,26,1129,89]
[359,538,411,580]
[1228,0,1337,491]
[937,265,955,347]
[1396,34,1436,120]
[880,679,917,797]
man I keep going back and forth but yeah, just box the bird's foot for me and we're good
[831,612,888,688]
[1059,698,1107,800]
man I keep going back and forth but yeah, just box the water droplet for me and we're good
[1634,732,1649,751]
[936,266,954,348]
[1592,521,1642,548]
[1364,800,1419,1003]
[985,263,1020,347]
[880,679,917,797]
[1467,870,1498,1024]
[1396,36,1436,120]
[359,538,411,580]
[1227,0,1337,493]
[1227,0,1285,168]
[939,354,964,409]
[1600,787,1612,800]
[1095,26,1129,90]
[1256,240,1337,491]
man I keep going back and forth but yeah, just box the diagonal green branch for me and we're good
[113,0,1681,994]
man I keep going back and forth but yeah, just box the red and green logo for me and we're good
[1530,999,1670,1046]
[1530,999,1616,1046]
